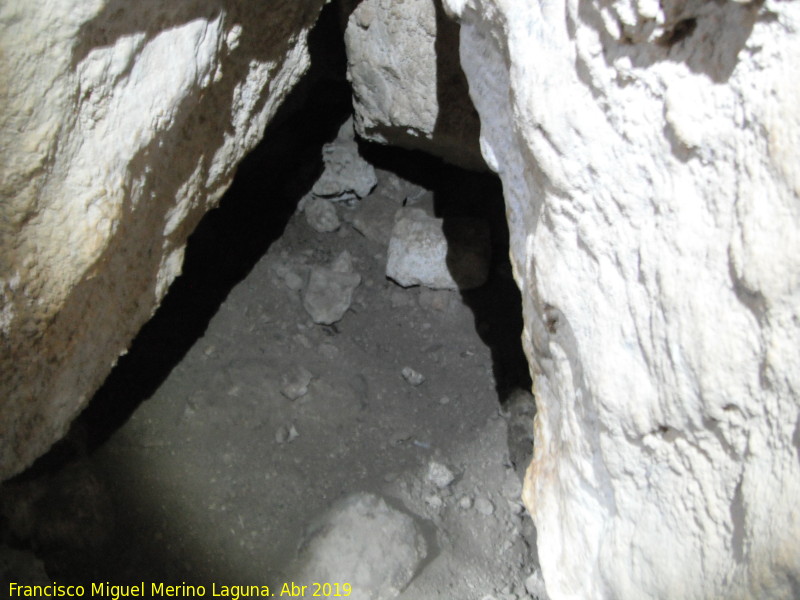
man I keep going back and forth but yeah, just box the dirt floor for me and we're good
[0,36,546,597]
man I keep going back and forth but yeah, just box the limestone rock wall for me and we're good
[343,0,485,170]
[443,0,800,598]
[0,0,325,480]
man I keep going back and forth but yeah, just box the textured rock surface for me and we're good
[311,117,377,201]
[343,0,485,170]
[294,493,427,600]
[0,0,325,479]
[444,0,800,598]
[386,208,490,290]
[303,251,361,325]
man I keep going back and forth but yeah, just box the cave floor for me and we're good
[2,156,540,600]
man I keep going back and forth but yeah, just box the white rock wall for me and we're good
[0,0,325,479]
[343,0,485,170]
[443,0,800,598]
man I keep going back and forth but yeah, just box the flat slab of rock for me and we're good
[295,493,427,600]
[386,208,490,290]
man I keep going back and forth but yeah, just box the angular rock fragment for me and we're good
[386,208,490,290]
[401,367,425,386]
[280,366,314,401]
[427,461,455,488]
[344,0,485,170]
[295,493,427,599]
[352,193,400,244]
[312,118,377,202]
[305,197,340,233]
[302,252,361,325]
[475,497,495,516]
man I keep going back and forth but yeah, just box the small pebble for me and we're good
[305,197,340,232]
[425,494,444,510]
[458,496,473,510]
[281,366,313,400]
[475,497,495,516]
[275,425,299,444]
[427,461,455,489]
[331,250,354,273]
[284,271,304,291]
[402,367,425,386]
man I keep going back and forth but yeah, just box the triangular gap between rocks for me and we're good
[358,141,533,404]
[358,141,535,481]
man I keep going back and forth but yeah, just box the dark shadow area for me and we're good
[431,0,485,171]
[359,142,532,403]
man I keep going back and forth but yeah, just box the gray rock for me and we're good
[295,493,427,600]
[401,367,425,386]
[475,497,495,516]
[352,193,399,244]
[427,461,455,488]
[424,494,443,510]
[275,424,299,444]
[344,0,485,170]
[386,208,490,290]
[281,366,313,400]
[283,270,305,291]
[331,249,355,273]
[312,118,377,202]
[303,266,361,325]
[305,197,340,233]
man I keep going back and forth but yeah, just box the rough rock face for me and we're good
[343,0,485,170]
[294,493,427,599]
[444,0,800,598]
[386,208,491,291]
[0,0,325,480]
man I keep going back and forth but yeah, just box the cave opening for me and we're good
[1,1,538,597]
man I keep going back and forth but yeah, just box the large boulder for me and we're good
[343,0,485,171]
[0,0,326,480]
[444,0,800,598]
